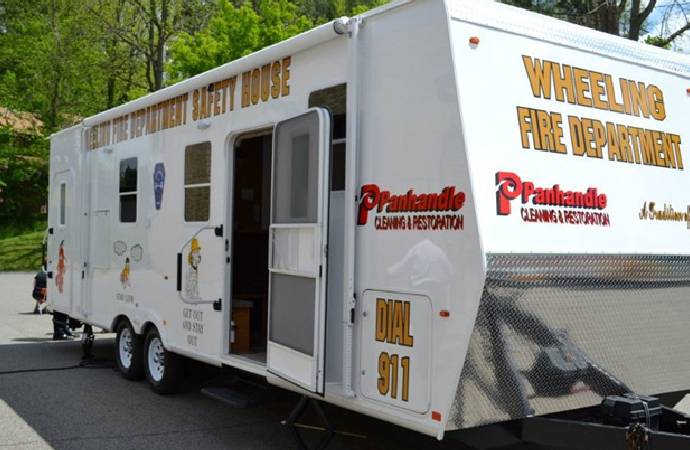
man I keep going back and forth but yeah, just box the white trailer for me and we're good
[48,0,690,446]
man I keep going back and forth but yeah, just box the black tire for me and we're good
[114,321,144,380]
[144,327,183,394]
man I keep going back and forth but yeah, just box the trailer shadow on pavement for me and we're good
[0,337,457,450]
[0,273,553,450]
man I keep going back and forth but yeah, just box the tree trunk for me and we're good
[155,0,168,90]
[147,0,156,91]
[106,78,116,109]
[105,0,126,109]
[627,0,657,41]
[596,0,620,36]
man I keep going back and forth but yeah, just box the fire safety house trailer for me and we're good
[47,0,690,443]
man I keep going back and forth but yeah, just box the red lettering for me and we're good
[358,184,380,225]
[496,171,522,215]
[496,171,608,216]
[357,184,467,226]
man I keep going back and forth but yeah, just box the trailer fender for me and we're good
[135,313,169,344]
[117,307,169,345]
[110,314,130,334]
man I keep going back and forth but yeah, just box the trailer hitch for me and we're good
[520,397,690,450]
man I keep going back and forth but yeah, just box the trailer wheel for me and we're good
[144,328,182,394]
[115,321,144,380]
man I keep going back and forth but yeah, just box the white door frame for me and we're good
[266,108,331,394]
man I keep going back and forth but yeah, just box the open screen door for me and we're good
[267,108,330,394]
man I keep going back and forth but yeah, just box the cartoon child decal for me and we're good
[120,257,131,289]
[55,241,66,294]
[185,238,201,299]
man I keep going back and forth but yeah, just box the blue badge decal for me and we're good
[153,163,166,210]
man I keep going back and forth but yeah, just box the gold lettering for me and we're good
[375,298,387,342]
[271,61,281,99]
[261,64,271,102]
[241,71,251,108]
[281,56,291,97]
[573,68,592,107]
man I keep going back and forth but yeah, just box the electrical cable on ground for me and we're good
[0,358,114,375]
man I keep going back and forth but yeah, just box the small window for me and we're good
[309,83,346,191]
[59,183,66,225]
[185,142,211,222]
[119,158,138,223]
[290,134,310,218]
[273,111,319,223]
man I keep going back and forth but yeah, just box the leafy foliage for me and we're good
[0,0,389,243]
[168,1,266,80]
[0,127,49,221]
[645,34,672,49]
[169,0,388,80]
[0,0,686,255]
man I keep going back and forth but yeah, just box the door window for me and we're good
[272,115,320,223]
[59,183,66,226]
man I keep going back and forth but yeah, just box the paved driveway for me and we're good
[6,272,686,450]
[0,272,474,450]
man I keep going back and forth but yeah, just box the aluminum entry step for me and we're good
[201,386,260,408]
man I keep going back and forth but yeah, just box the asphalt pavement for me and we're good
[5,272,687,450]
[0,272,473,450]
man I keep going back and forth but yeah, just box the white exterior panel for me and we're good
[46,0,690,440]
[450,2,690,255]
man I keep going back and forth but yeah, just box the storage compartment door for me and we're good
[49,171,75,314]
[267,109,330,394]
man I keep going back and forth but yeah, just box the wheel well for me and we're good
[110,315,129,334]
[141,321,158,338]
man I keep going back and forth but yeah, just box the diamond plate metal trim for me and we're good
[449,253,690,429]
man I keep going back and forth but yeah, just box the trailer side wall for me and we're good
[448,0,690,429]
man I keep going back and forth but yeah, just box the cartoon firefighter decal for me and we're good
[185,238,201,299]
[120,257,131,289]
[55,240,65,294]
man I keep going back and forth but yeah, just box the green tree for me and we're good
[292,0,388,21]
[168,0,390,81]
[168,0,313,81]
[0,126,48,221]
[0,0,108,129]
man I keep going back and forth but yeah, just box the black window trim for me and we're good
[119,157,138,224]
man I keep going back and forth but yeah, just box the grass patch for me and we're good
[0,230,44,271]
[0,216,46,239]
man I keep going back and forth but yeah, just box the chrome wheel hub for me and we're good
[118,327,133,369]
[147,337,165,382]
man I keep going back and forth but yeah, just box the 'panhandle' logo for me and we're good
[496,171,610,226]
[357,184,465,231]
